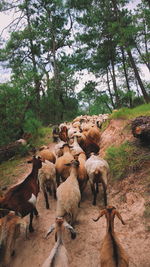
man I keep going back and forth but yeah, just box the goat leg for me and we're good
[29,211,34,232]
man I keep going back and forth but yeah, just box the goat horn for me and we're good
[115,210,126,225]
[44,223,55,239]
[92,209,106,222]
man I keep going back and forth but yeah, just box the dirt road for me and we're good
[10,140,150,267]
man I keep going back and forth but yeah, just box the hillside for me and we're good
[1,117,150,267]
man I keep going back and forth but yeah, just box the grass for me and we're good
[0,126,53,188]
[0,157,26,188]
[105,141,150,182]
[101,119,111,133]
[110,103,150,120]
[30,127,52,148]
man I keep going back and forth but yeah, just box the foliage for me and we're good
[110,103,150,120]
[23,111,42,141]
[0,0,150,146]
[0,157,26,188]
[105,141,150,181]
[0,126,53,188]
[31,127,52,148]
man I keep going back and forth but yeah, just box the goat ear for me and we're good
[64,162,71,166]
[27,159,32,163]
[64,221,76,239]
[92,209,106,222]
[115,210,126,225]
[44,223,55,239]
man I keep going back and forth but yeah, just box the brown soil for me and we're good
[7,121,150,267]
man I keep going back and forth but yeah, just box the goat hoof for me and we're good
[29,227,34,233]
[11,250,15,257]
[71,232,76,240]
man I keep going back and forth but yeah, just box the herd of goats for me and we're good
[0,114,130,267]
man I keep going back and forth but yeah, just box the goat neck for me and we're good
[55,219,64,245]
[69,162,79,180]
[63,146,70,154]
[105,207,115,234]
[73,135,78,145]
[30,158,42,180]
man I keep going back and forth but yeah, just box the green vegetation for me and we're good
[0,1,150,147]
[110,104,150,120]
[31,127,52,148]
[105,141,150,181]
[0,157,26,188]
[0,126,52,188]
[100,119,111,133]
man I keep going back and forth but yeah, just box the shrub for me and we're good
[105,141,150,181]
[111,104,150,120]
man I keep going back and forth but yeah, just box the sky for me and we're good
[0,0,149,91]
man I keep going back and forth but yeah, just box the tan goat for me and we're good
[93,206,129,267]
[42,217,76,267]
[0,211,26,267]
[55,144,74,186]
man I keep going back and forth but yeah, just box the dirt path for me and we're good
[10,142,150,267]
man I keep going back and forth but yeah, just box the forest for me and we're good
[0,0,150,146]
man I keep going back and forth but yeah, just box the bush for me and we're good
[111,104,150,120]
[105,141,150,181]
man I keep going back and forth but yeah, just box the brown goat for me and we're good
[93,206,129,267]
[55,144,74,186]
[77,131,100,157]
[38,148,56,164]
[0,156,42,232]
[0,211,26,267]
[59,126,68,142]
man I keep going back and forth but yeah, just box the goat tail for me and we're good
[95,169,99,176]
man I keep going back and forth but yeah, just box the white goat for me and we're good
[56,160,81,226]
[55,139,65,158]
[85,154,110,206]
[69,134,84,157]
[93,206,129,267]
[42,217,76,267]
[38,160,57,209]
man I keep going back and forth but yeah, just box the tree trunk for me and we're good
[131,116,150,143]
[127,49,150,103]
[0,142,25,163]
[120,46,132,107]
[25,1,41,113]
[106,68,115,109]
[109,62,120,108]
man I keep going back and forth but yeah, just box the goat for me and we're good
[37,148,56,164]
[77,132,100,157]
[52,125,60,142]
[55,144,74,186]
[69,133,84,156]
[56,160,81,226]
[0,156,42,232]
[38,160,57,209]
[76,152,88,196]
[93,206,129,267]
[55,139,65,158]
[0,211,26,267]
[42,217,76,267]
[85,154,109,206]
[59,126,68,142]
